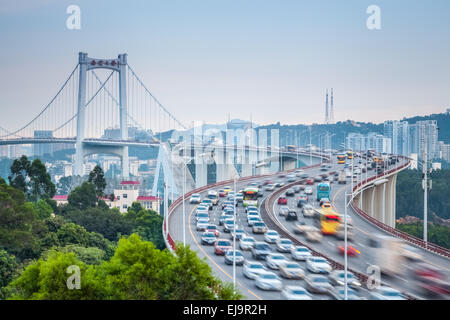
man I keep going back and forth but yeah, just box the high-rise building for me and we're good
[383,120,409,156]
[410,120,439,160]
[33,130,54,157]
[346,132,391,154]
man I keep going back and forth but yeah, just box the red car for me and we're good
[218,190,226,197]
[414,263,450,297]
[305,179,314,185]
[338,245,360,257]
[214,239,232,255]
[206,225,220,237]
[278,196,288,205]
[263,180,272,186]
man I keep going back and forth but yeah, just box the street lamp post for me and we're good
[232,174,239,292]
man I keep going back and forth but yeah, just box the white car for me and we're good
[255,272,282,291]
[281,286,312,300]
[302,204,316,218]
[266,253,288,270]
[276,238,294,253]
[247,216,262,226]
[369,286,406,300]
[329,270,361,290]
[304,187,313,195]
[279,262,305,279]
[265,184,275,191]
[291,246,312,261]
[306,256,332,274]
[243,261,267,279]
[264,230,280,244]
[240,236,256,251]
[190,193,201,204]
[196,212,209,222]
[196,218,209,231]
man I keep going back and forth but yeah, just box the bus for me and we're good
[286,145,297,152]
[346,151,354,159]
[316,183,331,201]
[337,154,346,164]
[316,210,342,235]
[243,187,259,207]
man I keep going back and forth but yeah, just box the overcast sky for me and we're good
[0,0,449,131]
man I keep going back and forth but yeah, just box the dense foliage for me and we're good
[396,222,450,249]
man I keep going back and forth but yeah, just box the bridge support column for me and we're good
[373,185,384,222]
[384,175,397,228]
[74,53,88,177]
[118,54,129,179]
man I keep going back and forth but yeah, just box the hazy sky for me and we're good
[0,0,449,130]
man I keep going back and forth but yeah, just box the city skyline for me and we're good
[0,0,450,131]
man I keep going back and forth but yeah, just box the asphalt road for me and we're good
[168,157,450,300]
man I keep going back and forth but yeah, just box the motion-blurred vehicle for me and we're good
[305,178,314,185]
[302,204,316,218]
[276,238,294,253]
[329,270,361,290]
[239,236,256,251]
[285,188,295,196]
[338,244,360,257]
[295,170,304,177]
[218,189,226,197]
[235,193,244,203]
[264,230,280,244]
[293,185,301,193]
[206,224,220,237]
[305,227,323,242]
[369,286,406,300]
[305,275,333,294]
[286,210,298,221]
[243,261,267,279]
[245,205,258,213]
[330,287,362,300]
[221,200,234,210]
[279,206,290,216]
[287,174,296,182]
[201,232,217,245]
[223,219,235,233]
[196,218,209,231]
[214,239,232,255]
[304,186,313,195]
[367,235,406,276]
[293,221,314,234]
[297,195,308,208]
[223,186,232,194]
[255,272,283,291]
[279,262,305,279]
[265,184,276,191]
[335,223,354,241]
[201,199,213,210]
[281,286,312,300]
[401,245,423,262]
[248,216,262,227]
[319,198,330,207]
[313,176,322,182]
[252,221,268,234]
[189,193,201,204]
[196,212,209,222]
[224,250,245,265]
[291,246,312,261]
[306,256,332,274]
[278,196,288,205]
[251,242,271,260]
[230,228,245,240]
[266,253,288,270]
[413,263,450,298]
[321,202,333,210]
[207,190,219,205]
[338,171,347,184]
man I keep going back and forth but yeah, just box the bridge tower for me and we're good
[74,52,129,178]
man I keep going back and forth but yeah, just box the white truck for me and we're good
[338,171,347,184]
[368,235,406,276]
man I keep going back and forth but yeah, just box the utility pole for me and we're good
[423,141,428,249]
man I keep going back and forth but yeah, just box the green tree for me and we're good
[8,155,30,195]
[124,206,165,250]
[88,165,106,197]
[67,182,98,210]
[28,159,56,202]
[0,250,18,299]
[35,199,53,220]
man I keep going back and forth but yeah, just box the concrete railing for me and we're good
[350,156,450,258]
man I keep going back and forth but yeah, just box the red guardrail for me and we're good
[351,157,450,258]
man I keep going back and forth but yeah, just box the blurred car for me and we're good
[302,204,316,218]
[286,174,296,182]
[218,189,226,197]
[201,232,217,245]
[369,286,406,300]
[189,193,201,204]
[251,242,271,260]
[329,270,362,290]
[295,170,304,177]
[293,185,301,193]
[293,221,314,235]
[413,263,450,297]
[245,205,258,213]
[281,286,312,300]
[297,195,308,208]
[196,212,209,222]
[286,210,298,221]
[276,238,294,253]
[402,245,423,262]
[201,199,213,210]
[337,244,360,257]
[304,186,313,195]
[279,206,290,216]
[219,213,233,226]
[263,179,272,186]
[196,218,209,231]
[305,227,323,242]
[230,228,245,240]
[264,230,280,244]
[240,236,256,251]
[223,186,232,194]
[235,194,244,203]
[252,221,268,234]
[291,246,312,261]
[330,286,362,300]
[305,178,314,185]
[285,188,295,196]
[206,224,220,237]
[247,210,260,220]
[313,176,322,182]
[279,262,305,279]
[265,184,276,191]
[305,274,333,294]
[243,261,267,279]
[255,272,282,291]
[266,253,288,270]
[223,219,236,233]
[277,196,288,205]
[214,239,232,255]
[221,200,234,210]
[306,256,332,274]
[275,181,285,188]
[224,250,245,266]
[248,216,262,227]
